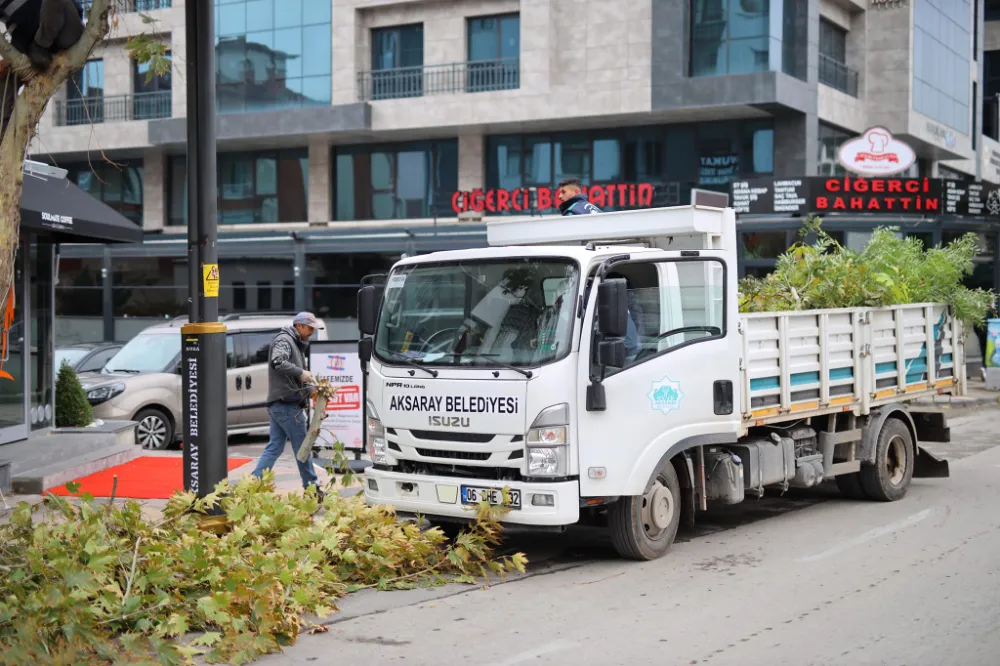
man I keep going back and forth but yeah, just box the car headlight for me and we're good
[525,404,569,478]
[367,400,388,465]
[86,382,125,405]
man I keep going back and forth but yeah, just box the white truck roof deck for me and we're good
[485,204,737,254]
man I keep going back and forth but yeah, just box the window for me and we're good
[467,14,520,92]
[80,348,118,373]
[282,280,295,310]
[133,51,172,120]
[168,149,308,226]
[596,259,726,375]
[913,0,971,133]
[817,122,852,176]
[226,335,236,369]
[233,281,246,310]
[984,51,1000,140]
[989,0,1000,20]
[257,281,272,310]
[66,59,104,125]
[690,0,769,77]
[741,231,789,259]
[374,258,581,368]
[65,161,144,224]
[333,140,458,220]
[244,331,277,365]
[818,19,856,96]
[215,0,332,113]
[369,24,424,99]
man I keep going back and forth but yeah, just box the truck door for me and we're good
[576,256,742,498]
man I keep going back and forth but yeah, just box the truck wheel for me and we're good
[608,460,681,561]
[860,418,914,502]
[835,472,867,500]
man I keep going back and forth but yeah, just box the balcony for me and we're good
[819,54,859,97]
[357,58,520,102]
[82,0,171,11]
[55,91,172,127]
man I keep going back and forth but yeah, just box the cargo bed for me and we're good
[740,303,965,431]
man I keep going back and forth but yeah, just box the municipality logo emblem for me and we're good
[648,376,684,415]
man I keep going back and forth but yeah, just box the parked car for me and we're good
[55,342,123,374]
[77,314,329,449]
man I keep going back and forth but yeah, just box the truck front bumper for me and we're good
[363,467,580,527]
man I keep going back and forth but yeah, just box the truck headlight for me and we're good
[367,400,387,465]
[525,404,569,478]
[86,382,125,405]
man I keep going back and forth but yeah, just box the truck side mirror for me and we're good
[357,285,384,336]
[597,278,628,337]
[358,337,373,365]
[598,338,626,368]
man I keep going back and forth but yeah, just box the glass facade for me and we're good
[818,123,851,176]
[64,161,144,225]
[215,0,332,113]
[690,0,805,79]
[913,0,971,133]
[486,121,774,210]
[133,51,172,121]
[333,140,458,221]
[306,253,398,319]
[168,148,308,226]
[30,243,53,431]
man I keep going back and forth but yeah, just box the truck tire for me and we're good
[859,417,914,502]
[608,460,682,561]
[835,472,867,500]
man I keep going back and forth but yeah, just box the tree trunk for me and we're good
[297,390,330,463]
[0,0,113,310]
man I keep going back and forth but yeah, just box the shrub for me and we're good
[739,216,997,329]
[0,476,526,665]
[55,360,93,428]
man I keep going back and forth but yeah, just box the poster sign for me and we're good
[837,127,916,177]
[309,341,365,451]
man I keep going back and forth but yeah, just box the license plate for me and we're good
[461,485,521,510]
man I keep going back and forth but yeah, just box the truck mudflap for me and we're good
[913,447,950,479]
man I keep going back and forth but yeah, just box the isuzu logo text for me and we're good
[428,415,471,428]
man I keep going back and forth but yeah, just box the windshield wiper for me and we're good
[460,353,533,379]
[385,352,438,378]
[106,368,140,374]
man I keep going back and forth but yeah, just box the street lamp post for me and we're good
[181,0,227,498]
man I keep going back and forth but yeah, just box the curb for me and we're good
[913,396,1000,410]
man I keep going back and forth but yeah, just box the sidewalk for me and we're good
[3,449,363,523]
[912,380,1000,410]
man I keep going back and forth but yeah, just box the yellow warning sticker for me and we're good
[203,264,220,298]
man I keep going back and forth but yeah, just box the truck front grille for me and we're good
[415,448,491,461]
[398,460,525,482]
[408,430,495,443]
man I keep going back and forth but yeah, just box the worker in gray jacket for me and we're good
[251,312,325,496]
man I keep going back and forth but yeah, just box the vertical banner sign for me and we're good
[309,341,365,451]
[181,323,229,497]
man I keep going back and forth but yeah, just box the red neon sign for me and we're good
[451,183,656,214]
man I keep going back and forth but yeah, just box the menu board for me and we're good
[732,177,1000,218]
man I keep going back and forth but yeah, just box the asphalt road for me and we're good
[253,407,1000,666]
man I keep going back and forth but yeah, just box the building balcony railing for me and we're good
[55,91,172,127]
[819,54,859,97]
[357,58,520,102]
[82,0,172,11]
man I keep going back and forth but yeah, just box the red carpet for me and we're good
[48,456,253,499]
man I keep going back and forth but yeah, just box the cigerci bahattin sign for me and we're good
[837,126,916,177]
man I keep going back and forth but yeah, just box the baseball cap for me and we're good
[293,312,325,329]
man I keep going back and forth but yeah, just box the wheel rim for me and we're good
[137,415,168,449]
[640,478,675,541]
[886,434,907,486]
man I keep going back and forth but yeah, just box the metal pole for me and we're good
[182,0,227,499]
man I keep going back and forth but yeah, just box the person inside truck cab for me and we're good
[557,178,603,215]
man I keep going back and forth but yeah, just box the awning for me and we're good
[20,173,143,244]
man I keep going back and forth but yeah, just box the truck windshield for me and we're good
[374,258,580,368]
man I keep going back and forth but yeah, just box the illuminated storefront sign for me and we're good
[451,183,657,214]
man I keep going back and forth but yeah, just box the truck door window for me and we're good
[595,258,726,376]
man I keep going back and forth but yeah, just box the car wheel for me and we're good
[134,408,174,450]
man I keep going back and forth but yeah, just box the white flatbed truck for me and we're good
[355,204,961,560]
